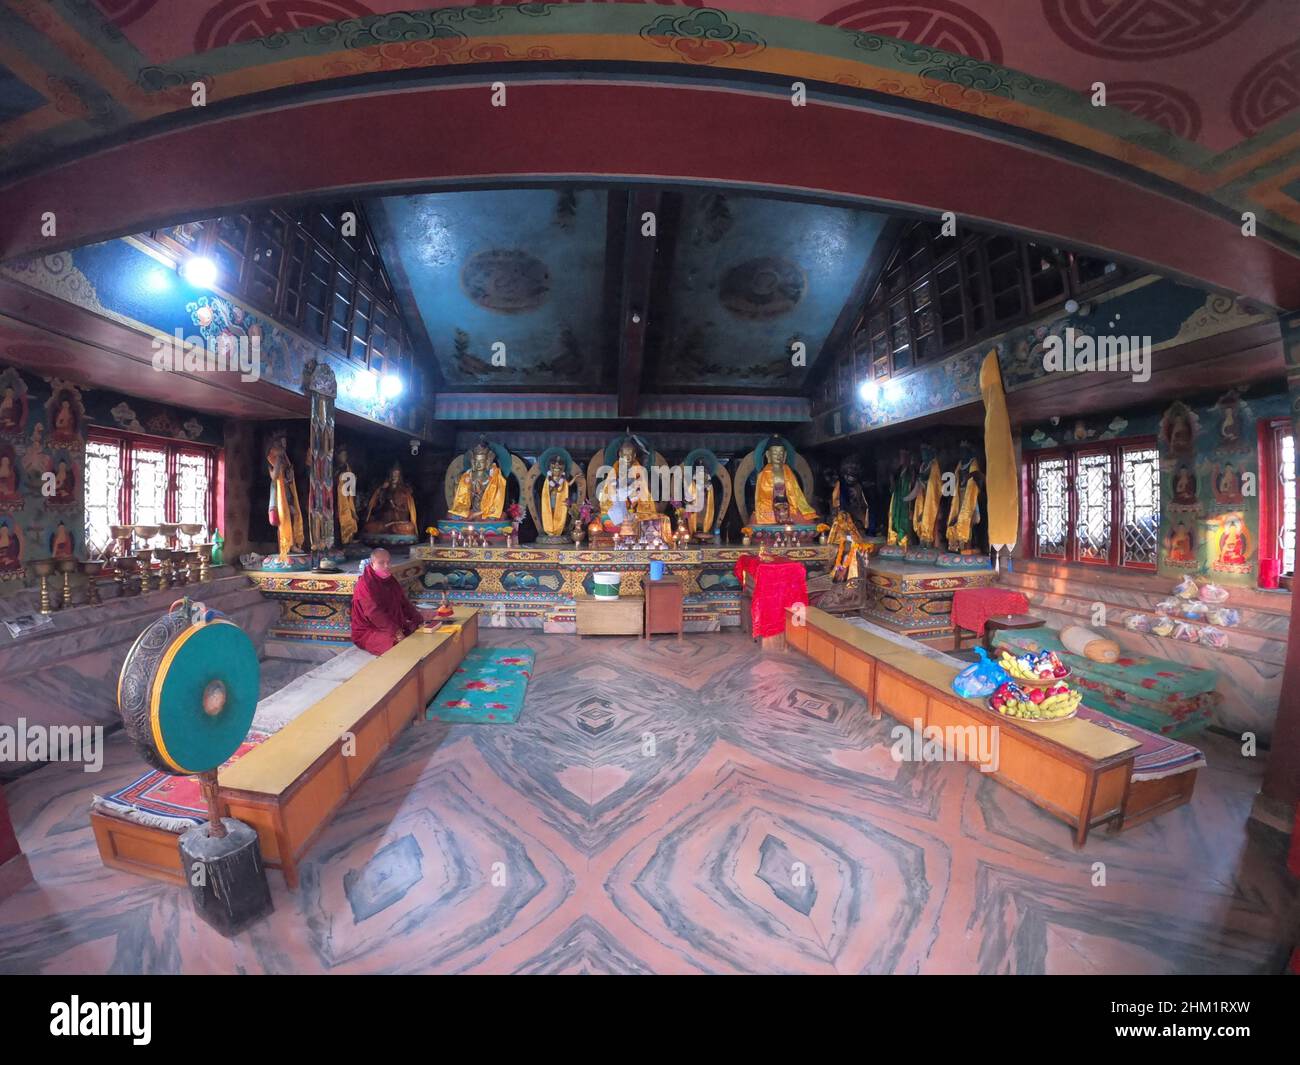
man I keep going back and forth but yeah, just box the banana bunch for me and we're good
[989,680,1081,721]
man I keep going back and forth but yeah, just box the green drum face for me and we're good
[118,612,260,775]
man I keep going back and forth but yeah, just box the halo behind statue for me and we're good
[734,435,816,527]
[680,447,732,534]
[117,605,261,775]
[524,446,586,542]
[443,438,527,511]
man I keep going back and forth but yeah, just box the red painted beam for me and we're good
[1,81,1298,308]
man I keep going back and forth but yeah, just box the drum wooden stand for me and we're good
[118,601,273,935]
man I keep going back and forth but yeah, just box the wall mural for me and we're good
[0,241,426,436]
[369,189,609,389]
[0,361,221,593]
[1022,385,1288,587]
[657,192,889,389]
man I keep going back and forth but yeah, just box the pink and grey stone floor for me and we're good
[0,630,1294,974]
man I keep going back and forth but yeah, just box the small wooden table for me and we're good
[644,575,684,639]
[982,612,1044,651]
[576,593,644,637]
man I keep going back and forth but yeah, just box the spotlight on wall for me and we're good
[380,373,404,400]
[858,379,879,404]
[180,256,217,289]
[884,378,903,402]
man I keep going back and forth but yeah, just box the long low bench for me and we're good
[786,606,1166,846]
[91,609,478,888]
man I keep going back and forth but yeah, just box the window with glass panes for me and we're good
[1262,417,1297,582]
[1027,439,1158,570]
[83,429,218,552]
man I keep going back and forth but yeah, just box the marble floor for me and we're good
[0,630,1294,974]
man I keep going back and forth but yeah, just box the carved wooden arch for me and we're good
[523,446,586,533]
[679,447,732,533]
[734,436,815,526]
[444,439,527,511]
[586,436,670,515]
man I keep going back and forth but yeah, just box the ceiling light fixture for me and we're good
[180,255,217,289]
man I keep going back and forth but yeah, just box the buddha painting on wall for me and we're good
[450,438,507,521]
[753,442,817,526]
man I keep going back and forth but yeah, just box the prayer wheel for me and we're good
[117,604,260,775]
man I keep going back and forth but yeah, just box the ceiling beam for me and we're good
[807,215,906,396]
[617,188,662,419]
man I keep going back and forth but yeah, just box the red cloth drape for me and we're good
[736,554,807,639]
[950,588,1030,636]
[351,565,424,655]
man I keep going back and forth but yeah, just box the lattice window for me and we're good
[1280,429,1296,577]
[1075,451,1113,562]
[130,446,168,527]
[83,438,122,555]
[1120,446,1160,568]
[175,451,211,533]
[1033,456,1069,558]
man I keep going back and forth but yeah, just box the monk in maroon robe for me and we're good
[351,549,429,655]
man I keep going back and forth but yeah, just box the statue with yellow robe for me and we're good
[753,443,818,526]
[912,444,943,548]
[598,437,671,539]
[335,445,358,546]
[363,464,418,540]
[450,439,507,521]
[683,464,715,537]
[945,442,984,554]
[540,454,572,538]
[267,432,305,560]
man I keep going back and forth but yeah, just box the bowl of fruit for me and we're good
[988,679,1081,722]
[997,649,1070,688]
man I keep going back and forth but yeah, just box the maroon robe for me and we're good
[351,565,424,655]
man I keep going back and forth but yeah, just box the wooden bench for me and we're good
[786,606,1141,846]
[91,609,478,888]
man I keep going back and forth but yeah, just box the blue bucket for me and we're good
[649,560,665,581]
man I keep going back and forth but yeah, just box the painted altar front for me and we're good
[245,556,426,643]
[410,542,834,632]
[861,557,994,637]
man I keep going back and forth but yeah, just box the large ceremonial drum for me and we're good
[117,607,261,775]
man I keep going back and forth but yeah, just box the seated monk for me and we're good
[351,548,431,655]
[754,443,818,525]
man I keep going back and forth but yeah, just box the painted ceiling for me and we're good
[654,191,888,390]
[0,1,1297,258]
[366,185,892,392]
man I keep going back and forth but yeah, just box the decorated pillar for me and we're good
[306,361,337,555]
[1258,312,1300,832]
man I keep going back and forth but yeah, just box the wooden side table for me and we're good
[644,575,684,639]
[982,613,1044,652]
[575,593,644,637]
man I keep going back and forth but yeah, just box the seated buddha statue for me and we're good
[598,438,671,540]
[363,464,418,538]
[449,439,507,520]
[753,443,818,526]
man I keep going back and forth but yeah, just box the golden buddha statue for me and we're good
[598,438,671,539]
[540,454,572,537]
[450,439,507,520]
[683,464,714,536]
[753,443,817,525]
[945,441,984,554]
[336,445,358,546]
[267,432,304,560]
[364,464,418,537]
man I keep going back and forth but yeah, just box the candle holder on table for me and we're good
[82,559,104,606]
[57,557,77,608]
[32,558,55,614]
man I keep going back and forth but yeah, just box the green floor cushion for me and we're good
[995,626,1218,739]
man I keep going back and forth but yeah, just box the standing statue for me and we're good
[683,464,715,537]
[540,453,573,537]
[364,464,418,538]
[266,432,304,560]
[336,445,358,545]
[886,449,916,547]
[945,441,985,553]
[827,455,868,544]
[450,438,507,520]
[753,442,818,525]
[913,443,943,548]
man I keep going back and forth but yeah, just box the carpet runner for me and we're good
[427,646,534,723]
